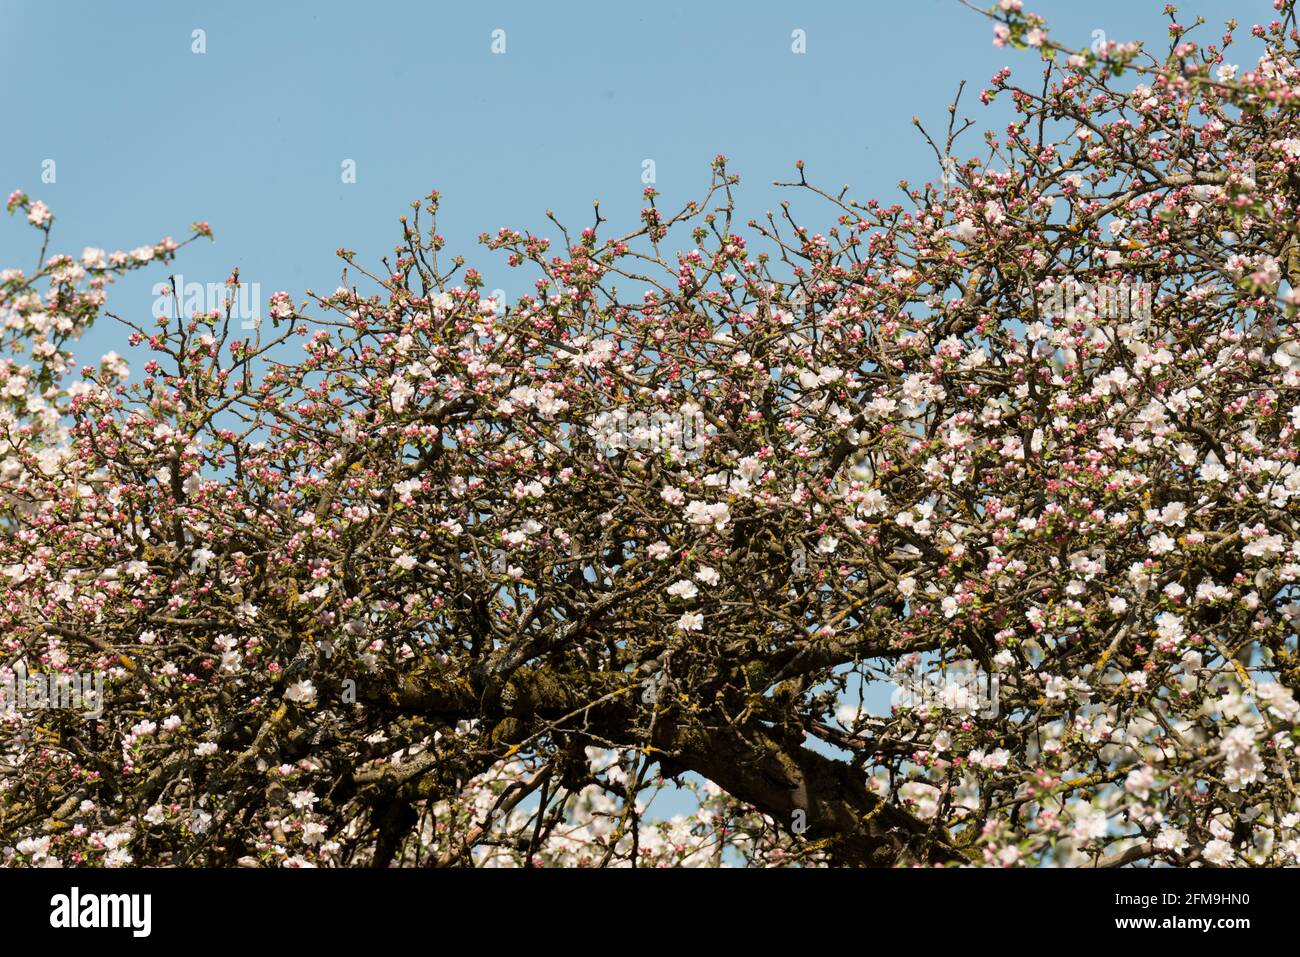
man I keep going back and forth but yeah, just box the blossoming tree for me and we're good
[5,0,1300,867]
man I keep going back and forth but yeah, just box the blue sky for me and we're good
[0,0,1262,364]
[0,0,1265,827]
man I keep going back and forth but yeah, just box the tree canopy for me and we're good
[4,1,1300,867]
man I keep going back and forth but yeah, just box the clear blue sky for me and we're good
[0,0,1262,364]
[0,0,1264,825]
